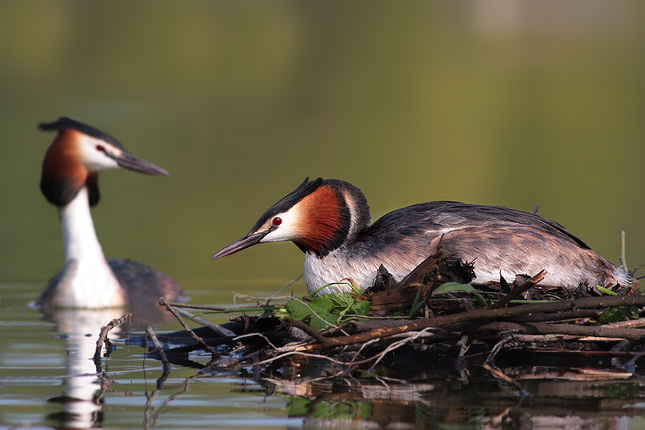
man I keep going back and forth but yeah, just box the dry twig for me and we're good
[161,299,236,337]
[284,317,328,343]
[146,325,171,378]
[474,321,645,341]
[488,271,545,309]
[93,312,132,364]
[159,297,220,356]
[308,295,645,349]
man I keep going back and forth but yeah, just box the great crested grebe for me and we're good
[212,178,633,295]
[36,117,183,309]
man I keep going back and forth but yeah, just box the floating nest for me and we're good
[99,251,645,392]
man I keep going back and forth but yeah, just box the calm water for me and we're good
[3,280,645,429]
[2,1,645,428]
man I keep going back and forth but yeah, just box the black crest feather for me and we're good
[38,117,124,149]
[250,177,324,231]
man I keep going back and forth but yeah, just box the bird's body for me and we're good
[213,178,632,295]
[36,117,183,309]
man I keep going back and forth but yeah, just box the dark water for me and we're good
[2,1,645,428]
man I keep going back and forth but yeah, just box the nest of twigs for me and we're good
[101,251,645,389]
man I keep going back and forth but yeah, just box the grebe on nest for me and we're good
[37,117,183,309]
[213,178,632,295]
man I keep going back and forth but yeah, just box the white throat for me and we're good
[56,187,125,308]
[304,249,379,295]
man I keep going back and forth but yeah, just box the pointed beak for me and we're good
[212,230,270,260]
[110,151,169,176]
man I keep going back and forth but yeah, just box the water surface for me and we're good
[3,281,645,429]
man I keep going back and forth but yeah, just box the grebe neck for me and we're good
[55,186,124,308]
[61,187,107,263]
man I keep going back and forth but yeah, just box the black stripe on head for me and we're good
[38,117,124,149]
[250,177,324,232]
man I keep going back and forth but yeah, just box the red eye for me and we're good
[96,145,105,152]
[272,217,282,226]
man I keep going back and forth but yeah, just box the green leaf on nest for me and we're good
[596,306,639,325]
[596,285,618,296]
[433,282,477,293]
[283,289,371,329]
[285,300,312,321]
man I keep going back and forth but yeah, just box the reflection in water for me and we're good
[39,304,173,429]
[143,369,195,430]
[253,374,637,428]
[43,308,125,428]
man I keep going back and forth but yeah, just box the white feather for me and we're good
[56,187,125,308]
[77,135,120,172]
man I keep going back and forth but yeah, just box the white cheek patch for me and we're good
[260,206,302,243]
[80,136,120,171]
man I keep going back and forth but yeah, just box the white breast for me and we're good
[303,249,421,295]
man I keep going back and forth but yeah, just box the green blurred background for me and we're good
[1,1,643,300]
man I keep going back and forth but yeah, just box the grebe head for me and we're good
[212,178,371,259]
[39,117,169,207]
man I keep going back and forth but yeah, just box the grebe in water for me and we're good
[36,117,183,308]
